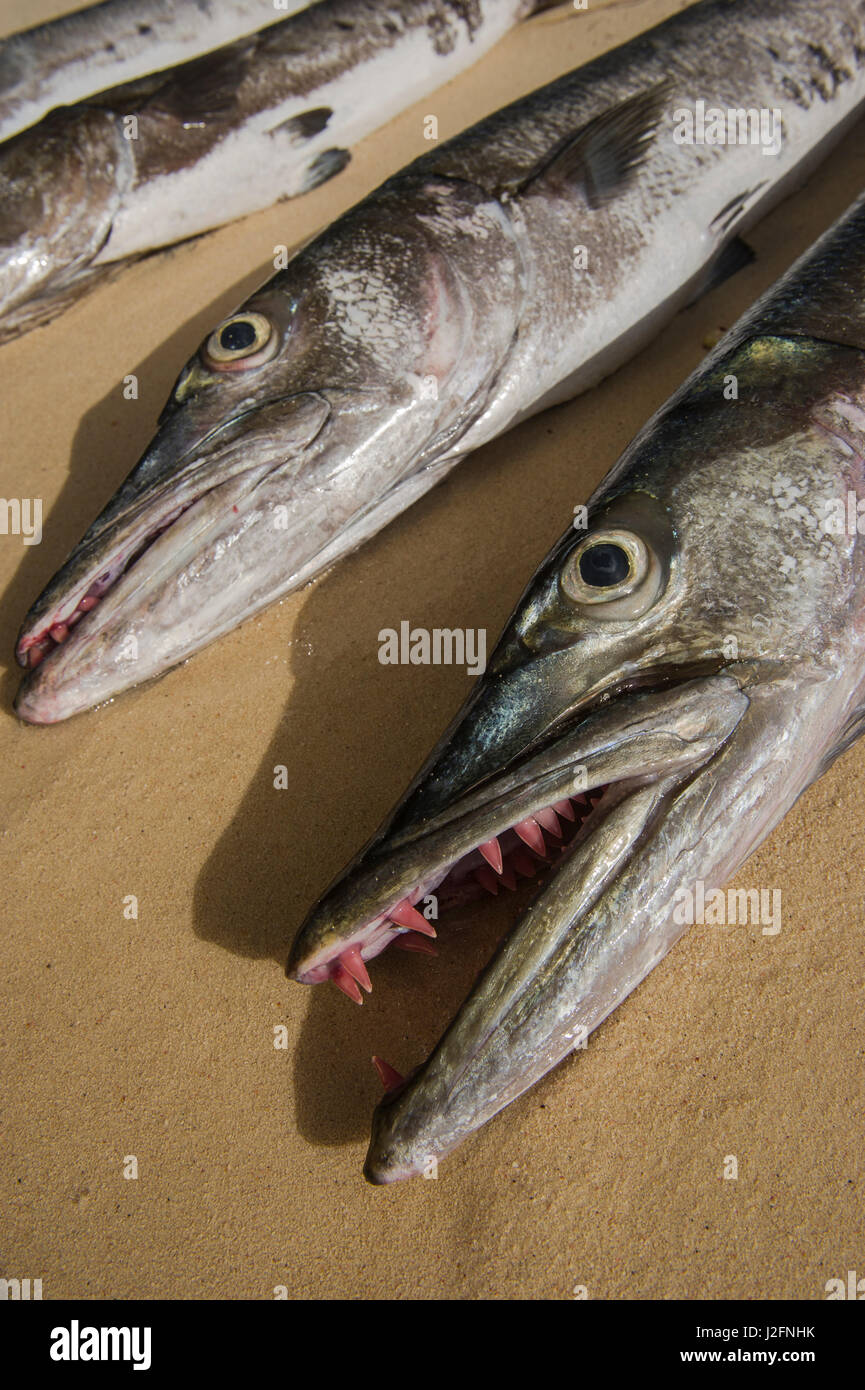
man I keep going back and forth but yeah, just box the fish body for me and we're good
[0,0,543,341]
[289,187,865,1180]
[0,0,312,144]
[14,0,865,719]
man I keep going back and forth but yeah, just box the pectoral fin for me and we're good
[507,82,669,208]
[687,235,756,304]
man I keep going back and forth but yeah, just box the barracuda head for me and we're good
[15,176,526,722]
[288,332,865,1182]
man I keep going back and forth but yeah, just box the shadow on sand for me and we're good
[0,250,275,713]
[189,402,597,1149]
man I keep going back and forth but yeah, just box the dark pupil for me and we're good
[220,319,257,352]
[578,543,630,588]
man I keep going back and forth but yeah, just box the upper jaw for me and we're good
[287,675,749,993]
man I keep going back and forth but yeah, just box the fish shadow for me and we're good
[190,400,606,1146]
[188,100,865,1146]
[0,247,275,717]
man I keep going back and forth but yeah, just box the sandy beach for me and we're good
[1,0,862,1299]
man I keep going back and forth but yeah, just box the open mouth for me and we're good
[16,498,196,671]
[16,393,333,681]
[287,676,749,1178]
[288,674,749,1058]
[292,783,611,1004]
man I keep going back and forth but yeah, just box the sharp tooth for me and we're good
[474,866,499,896]
[553,799,575,821]
[499,864,517,891]
[388,899,437,937]
[514,817,545,855]
[332,964,363,1004]
[340,944,372,993]
[534,807,562,838]
[393,933,437,956]
[478,837,503,873]
[372,1056,404,1092]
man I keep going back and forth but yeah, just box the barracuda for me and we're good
[0,0,547,343]
[288,189,865,1181]
[0,0,312,144]
[14,0,865,721]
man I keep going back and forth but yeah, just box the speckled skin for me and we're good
[0,1,313,143]
[0,0,536,341]
[14,0,865,723]
[405,0,865,433]
[338,191,865,1180]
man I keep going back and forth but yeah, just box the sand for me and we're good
[1,0,863,1300]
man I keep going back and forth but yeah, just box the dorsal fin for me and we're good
[686,235,756,305]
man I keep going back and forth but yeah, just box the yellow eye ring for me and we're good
[204,312,276,369]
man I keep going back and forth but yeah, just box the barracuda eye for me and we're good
[561,528,662,618]
[204,312,277,370]
[578,541,631,587]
